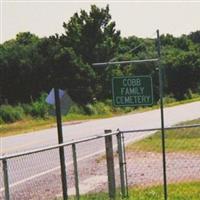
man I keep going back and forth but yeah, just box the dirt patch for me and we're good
[125,151,200,187]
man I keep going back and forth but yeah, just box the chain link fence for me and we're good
[122,123,200,199]
[1,122,200,200]
[165,125,200,197]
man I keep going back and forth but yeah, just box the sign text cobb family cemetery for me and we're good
[112,76,153,106]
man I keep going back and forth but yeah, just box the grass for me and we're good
[0,113,114,137]
[0,117,56,136]
[0,97,200,137]
[126,118,200,153]
[65,181,200,200]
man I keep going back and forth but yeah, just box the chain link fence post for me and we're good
[104,129,116,199]
[2,159,10,200]
[117,130,128,198]
[72,143,80,200]
[121,132,129,198]
[116,130,126,198]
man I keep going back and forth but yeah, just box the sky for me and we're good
[1,0,200,43]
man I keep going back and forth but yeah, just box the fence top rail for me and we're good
[0,130,118,160]
[1,123,200,160]
[120,124,200,134]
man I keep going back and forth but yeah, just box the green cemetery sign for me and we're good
[112,76,153,106]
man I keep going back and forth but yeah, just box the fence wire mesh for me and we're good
[165,125,200,197]
[123,131,164,199]
[0,161,4,199]
[1,122,200,200]
[122,123,200,199]
[4,148,62,200]
[67,137,108,199]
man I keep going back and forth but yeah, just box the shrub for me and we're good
[123,107,133,113]
[104,99,133,114]
[83,101,113,115]
[93,102,112,115]
[184,89,193,99]
[21,104,33,115]
[68,103,86,115]
[0,105,24,123]
[84,104,98,115]
[158,95,176,104]
[0,116,4,124]
[29,93,50,118]
[184,89,200,100]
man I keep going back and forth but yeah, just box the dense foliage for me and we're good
[0,5,200,107]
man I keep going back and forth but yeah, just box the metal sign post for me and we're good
[54,88,68,200]
[93,51,159,199]
[156,30,168,200]
[92,30,168,199]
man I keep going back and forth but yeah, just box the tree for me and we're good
[60,5,121,101]
[61,5,120,64]
[189,31,200,44]
[52,47,95,104]
[36,36,96,104]
[163,47,200,99]
[0,32,42,104]
[16,32,39,45]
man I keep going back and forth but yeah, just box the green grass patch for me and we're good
[65,181,200,200]
[0,113,114,137]
[126,118,200,153]
[0,117,56,136]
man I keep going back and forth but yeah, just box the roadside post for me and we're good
[54,88,68,200]
[72,143,80,200]
[46,88,72,200]
[116,130,127,198]
[2,159,10,200]
[156,29,168,200]
[104,129,116,199]
[121,132,129,198]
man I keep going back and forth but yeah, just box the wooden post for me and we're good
[104,129,116,199]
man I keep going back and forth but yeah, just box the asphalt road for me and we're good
[0,101,200,199]
[1,101,200,154]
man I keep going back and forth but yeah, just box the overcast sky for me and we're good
[1,0,200,43]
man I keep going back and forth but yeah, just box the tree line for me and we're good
[0,5,200,106]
